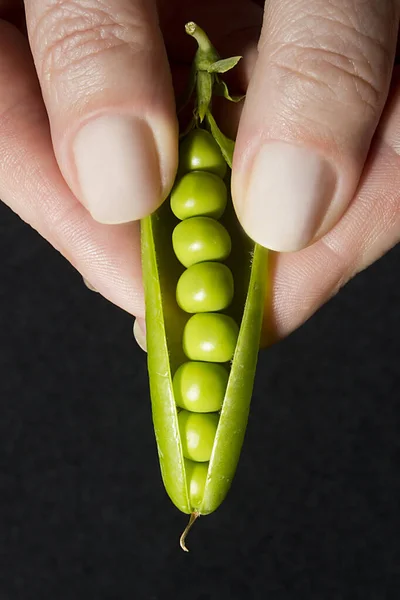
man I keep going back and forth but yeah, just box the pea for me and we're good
[173,361,228,412]
[170,171,227,221]
[176,262,234,314]
[178,410,219,462]
[183,313,239,363]
[184,460,209,509]
[172,217,232,268]
[179,129,227,179]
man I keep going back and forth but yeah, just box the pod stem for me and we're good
[182,20,243,125]
[179,512,200,552]
[185,22,217,58]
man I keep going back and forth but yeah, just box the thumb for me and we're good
[25,0,177,224]
[232,0,398,251]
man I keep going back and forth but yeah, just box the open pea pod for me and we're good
[140,22,268,550]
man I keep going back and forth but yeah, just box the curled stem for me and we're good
[179,512,200,552]
[185,22,215,56]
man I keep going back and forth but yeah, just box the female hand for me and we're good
[0,1,399,345]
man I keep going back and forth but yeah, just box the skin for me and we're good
[0,0,399,347]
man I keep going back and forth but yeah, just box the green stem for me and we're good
[183,21,241,129]
[185,22,217,58]
[185,22,219,122]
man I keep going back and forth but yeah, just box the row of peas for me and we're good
[170,128,239,509]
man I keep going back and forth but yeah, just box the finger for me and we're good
[233,0,399,251]
[24,0,177,224]
[83,277,98,293]
[0,21,144,316]
[263,67,400,343]
[133,318,147,352]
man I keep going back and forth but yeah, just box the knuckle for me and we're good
[31,1,150,83]
[270,43,381,119]
[261,4,393,122]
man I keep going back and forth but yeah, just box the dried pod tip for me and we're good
[179,512,200,552]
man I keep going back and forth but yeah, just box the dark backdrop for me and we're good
[0,199,399,599]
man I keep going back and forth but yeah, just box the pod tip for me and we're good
[179,512,199,552]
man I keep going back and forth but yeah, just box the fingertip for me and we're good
[72,114,173,224]
[234,142,338,252]
[83,277,98,292]
[232,0,397,251]
[133,318,147,352]
[25,0,178,224]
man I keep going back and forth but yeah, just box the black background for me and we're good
[0,198,399,599]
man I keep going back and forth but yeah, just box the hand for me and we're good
[0,1,398,347]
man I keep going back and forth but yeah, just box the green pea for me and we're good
[178,410,219,462]
[176,262,234,313]
[173,361,228,412]
[184,460,209,509]
[179,129,227,179]
[172,217,231,268]
[183,313,239,363]
[170,171,227,221]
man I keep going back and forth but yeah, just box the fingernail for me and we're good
[73,116,161,224]
[241,142,337,252]
[83,277,98,292]
[133,318,147,352]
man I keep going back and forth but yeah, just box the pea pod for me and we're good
[140,22,268,550]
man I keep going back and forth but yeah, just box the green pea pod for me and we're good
[140,22,269,549]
